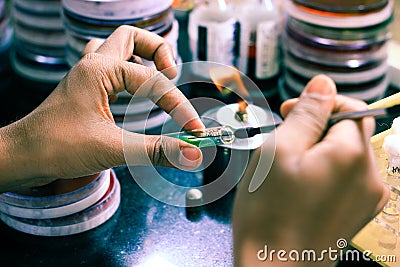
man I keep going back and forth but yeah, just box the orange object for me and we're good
[209,66,251,102]
[209,66,253,121]
[172,0,194,11]
[294,0,387,17]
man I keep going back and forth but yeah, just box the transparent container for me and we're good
[236,0,282,81]
[188,0,238,78]
[387,154,400,178]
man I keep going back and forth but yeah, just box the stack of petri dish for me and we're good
[0,0,12,70]
[61,0,180,133]
[10,0,69,84]
[0,0,13,92]
[279,0,394,103]
[0,169,120,236]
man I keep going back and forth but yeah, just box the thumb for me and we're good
[122,130,203,170]
[277,74,337,153]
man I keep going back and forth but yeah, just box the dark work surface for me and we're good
[0,166,235,267]
[0,16,398,267]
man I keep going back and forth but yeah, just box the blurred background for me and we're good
[0,0,399,132]
[0,1,399,266]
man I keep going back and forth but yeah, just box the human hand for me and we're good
[232,75,389,267]
[0,26,204,192]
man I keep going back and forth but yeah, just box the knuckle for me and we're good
[332,142,366,169]
[337,95,368,112]
[115,25,135,33]
[354,100,368,110]
[162,40,173,51]
[76,53,101,73]
[289,100,327,132]
[347,98,368,111]
[81,52,101,62]
[67,53,103,81]
[147,136,166,166]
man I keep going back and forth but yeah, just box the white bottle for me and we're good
[237,0,282,80]
[188,0,239,78]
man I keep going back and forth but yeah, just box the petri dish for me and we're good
[286,16,392,50]
[292,0,389,14]
[0,169,120,236]
[283,32,388,68]
[14,0,62,16]
[284,68,387,93]
[12,1,64,30]
[283,50,388,83]
[0,171,108,209]
[62,7,174,38]
[0,171,111,219]
[280,72,388,102]
[62,0,173,21]
[14,22,67,48]
[10,49,70,83]
[285,0,394,28]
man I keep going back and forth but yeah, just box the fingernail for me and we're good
[179,147,201,168]
[302,75,336,99]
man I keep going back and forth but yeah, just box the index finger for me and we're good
[95,25,177,79]
[128,64,205,130]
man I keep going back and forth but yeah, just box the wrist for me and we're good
[0,119,45,192]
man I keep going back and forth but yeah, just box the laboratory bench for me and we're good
[0,15,398,267]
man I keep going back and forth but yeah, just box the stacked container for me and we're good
[0,0,13,92]
[279,0,394,103]
[10,0,69,84]
[0,169,120,236]
[0,0,12,71]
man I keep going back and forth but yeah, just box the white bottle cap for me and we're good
[383,134,400,156]
[391,116,400,134]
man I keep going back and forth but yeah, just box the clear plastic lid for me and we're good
[0,171,107,209]
[0,170,120,236]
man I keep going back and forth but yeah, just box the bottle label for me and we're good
[195,18,238,66]
[387,154,400,178]
[255,20,280,79]
[237,20,251,75]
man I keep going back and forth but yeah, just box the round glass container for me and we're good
[0,169,120,236]
[283,50,388,84]
[287,16,392,46]
[0,171,107,209]
[292,0,388,14]
[62,0,173,21]
[283,32,388,68]
[285,0,393,28]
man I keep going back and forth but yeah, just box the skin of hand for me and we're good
[0,25,204,193]
[232,75,390,267]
